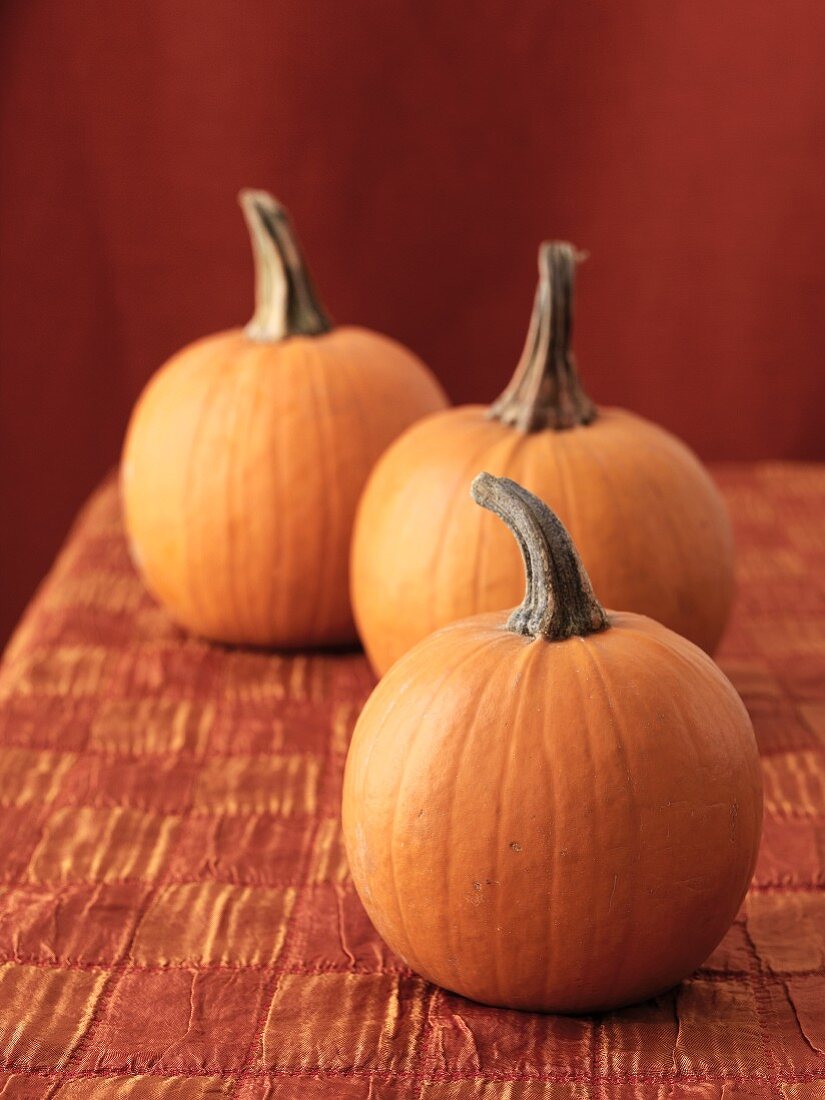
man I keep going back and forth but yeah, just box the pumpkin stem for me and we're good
[239,189,332,342]
[488,242,596,431]
[471,472,608,641]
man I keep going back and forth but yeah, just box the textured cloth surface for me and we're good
[0,466,824,1098]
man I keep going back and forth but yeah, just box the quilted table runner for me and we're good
[0,465,823,1098]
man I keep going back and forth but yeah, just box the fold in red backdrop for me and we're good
[2,0,825,645]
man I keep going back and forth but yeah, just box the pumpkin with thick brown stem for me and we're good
[343,473,762,1013]
[122,190,446,647]
[352,243,734,674]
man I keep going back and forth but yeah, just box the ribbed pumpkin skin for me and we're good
[342,610,762,1013]
[122,326,446,647]
[352,406,734,674]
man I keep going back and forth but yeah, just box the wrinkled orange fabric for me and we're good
[0,466,823,1098]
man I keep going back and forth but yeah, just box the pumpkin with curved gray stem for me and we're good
[343,473,762,1013]
[122,190,446,647]
[351,242,734,675]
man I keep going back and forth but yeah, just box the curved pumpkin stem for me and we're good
[239,189,332,342]
[471,472,608,641]
[488,242,596,432]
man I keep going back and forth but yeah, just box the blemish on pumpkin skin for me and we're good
[510,841,522,852]
[470,879,501,905]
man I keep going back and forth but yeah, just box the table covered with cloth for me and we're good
[0,465,823,1099]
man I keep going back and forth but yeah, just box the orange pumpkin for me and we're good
[343,473,762,1013]
[352,243,734,675]
[122,190,446,647]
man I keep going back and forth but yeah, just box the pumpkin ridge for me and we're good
[613,622,756,772]
[270,352,295,641]
[557,420,637,619]
[437,630,524,995]
[489,636,542,1003]
[566,414,709,643]
[160,338,214,625]
[349,629,495,966]
[622,419,733,648]
[470,426,530,625]
[561,636,607,1007]
[229,341,268,635]
[239,347,266,636]
[183,345,240,630]
[634,626,762,830]
[531,639,563,1009]
[341,344,375,630]
[619,617,730,690]
[383,633,506,977]
[599,417,697,601]
[641,459,698,634]
[579,636,644,1000]
[308,340,339,640]
[428,422,509,640]
[534,412,580,554]
[222,355,244,635]
[617,623,761,941]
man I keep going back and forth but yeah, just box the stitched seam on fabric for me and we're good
[3,875,823,890]
[741,914,789,1100]
[0,955,416,975]
[1,1066,825,1083]
[750,881,825,891]
[7,954,823,984]
[60,884,159,1073]
[228,696,350,1091]
[0,729,808,762]
[412,986,441,1100]
[0,802,323,819]
[0,737,341,763]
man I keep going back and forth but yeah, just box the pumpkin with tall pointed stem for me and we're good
[352,243,734,674]
[122,190,446,647]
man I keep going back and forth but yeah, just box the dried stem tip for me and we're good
[488,242,596,432]
[239,189,332,343]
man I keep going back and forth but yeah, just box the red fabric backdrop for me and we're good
[2,0,825,644]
